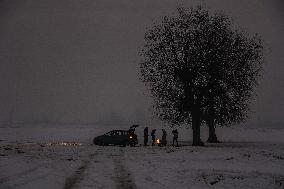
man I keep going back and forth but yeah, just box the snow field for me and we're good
[0,126,283,189]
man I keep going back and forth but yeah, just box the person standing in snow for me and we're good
[151,129,156,146]
[144,127,149,146]
[161,129,167,146]
[172,129,179,147]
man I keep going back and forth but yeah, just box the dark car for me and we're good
[93,129,138,147]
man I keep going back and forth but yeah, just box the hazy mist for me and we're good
[0,0,283,127]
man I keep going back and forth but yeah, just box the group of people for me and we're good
[143,127,179,147]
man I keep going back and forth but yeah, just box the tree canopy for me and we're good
[140,6,263,146]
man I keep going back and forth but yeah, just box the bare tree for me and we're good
[140,6,263,146]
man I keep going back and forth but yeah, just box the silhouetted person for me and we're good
[172,129,179,147]
[144,127,149,146]
[161,129,167,146]
[129,124,138,135]
[151,129,156,146]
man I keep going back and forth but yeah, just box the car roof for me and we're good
[110,130,128,132]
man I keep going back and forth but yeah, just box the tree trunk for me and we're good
[207,118,219,143]
[206,96,220,143]
[192,110,204,146]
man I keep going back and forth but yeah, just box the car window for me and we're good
[105,130,128,136]
[105,131,114,136]
[112,131,117,136]
[104,132,109,136]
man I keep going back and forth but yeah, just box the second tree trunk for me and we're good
[207,118,219,143]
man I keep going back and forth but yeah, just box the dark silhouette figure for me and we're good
[144,127,149,146]
[151,129,156,146]
[140,6,263,146]
[161,129,167,146]
[172,129,179,147]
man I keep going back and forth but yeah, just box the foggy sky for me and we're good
[0,0,283,127]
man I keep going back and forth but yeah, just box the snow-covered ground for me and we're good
[0,125,283,189]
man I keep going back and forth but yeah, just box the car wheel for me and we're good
[129,141,135,147]
[93,138,97,145]
[122,141,128,147]
[97,140,103,146]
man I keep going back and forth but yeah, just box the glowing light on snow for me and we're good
[156,139,160,144]
[46,142,82,146]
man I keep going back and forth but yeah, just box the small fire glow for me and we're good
[156,139,160,144]
[129,136,133,139]
[46,142,82,146]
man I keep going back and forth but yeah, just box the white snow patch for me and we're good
[0,125,283,189]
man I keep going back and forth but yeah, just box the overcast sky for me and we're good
[0,0,283,127]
